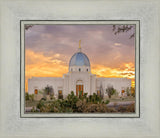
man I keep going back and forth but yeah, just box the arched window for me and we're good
[97,90,100,96]
[34,89,38,94]
[58,90,63,99]
[71,68,73,71]
[79,68,81,72]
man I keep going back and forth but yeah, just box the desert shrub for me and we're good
[76,94,107,113]
[76,99,87,112]
[83,103,107,113]
[35,92,113,113]
[29,94,34,101]
[106,107,117,113]
[83,104,97,113]
[96,104,108,112]
[117,106,127,112]
[106,86,116,98]
[66,91,79,111]
[126,104,135,112]
[40,105,51,112]
[83,93,88,98]
[41,97,46,101]
[131,87,135,97]
[25,93,29,101]
[87,93,103,104]
[78,91,83,98]
[50,93,54,100]
[31,107,39,112]
[105,100,110,104]
[131,92,135,97]
[58,94,63,99]
[37,92,78,113]
[126,87,131,96]
[31,107,35,112]
[37,100,45,109]
[46,100,73,113]
[117,104,135,113]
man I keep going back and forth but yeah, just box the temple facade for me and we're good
[28,42,131,99]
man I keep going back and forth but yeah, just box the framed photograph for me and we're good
[21,20,140,118]
[0,0,160,138]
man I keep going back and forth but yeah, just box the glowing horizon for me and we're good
[25,24,135,92]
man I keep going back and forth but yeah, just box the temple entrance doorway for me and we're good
[76,80,83,96]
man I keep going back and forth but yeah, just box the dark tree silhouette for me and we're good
[113,25,135,39]
[25,25,33,30]
[44,85,54,95]
[106,86,116,98]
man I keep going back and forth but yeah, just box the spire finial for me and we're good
[79,40,81,49]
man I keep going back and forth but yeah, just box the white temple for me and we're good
[28,41,131,99]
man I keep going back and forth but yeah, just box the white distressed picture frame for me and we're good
[0,0,160,137]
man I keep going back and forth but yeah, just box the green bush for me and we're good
[76,99,87,112]
[35,91,127,113]
[87,93,103,104]
[50,94,54,100]
[25,93,29,101]
[83,103,107,113]
[31,107,39,112]
[131,87,135,97]
[41,97,46,101]
[66,91,79,111]
[58,94,63,99]
[106,86,116,98]
[29,94,34,101]
[37,100,45,109]
[131,92,135,97]
[105,100,110,104]
[126,87,131,96]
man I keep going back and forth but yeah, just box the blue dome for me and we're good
[69,52,90,67]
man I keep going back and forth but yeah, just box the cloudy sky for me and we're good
[25,24,135,92]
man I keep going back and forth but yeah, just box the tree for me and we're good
[112,25,135,39]
[43,85,54,100]
[25,93,29,101]
[25,25,33,30]
[126,87,131,96]
[29,94,34,101]
[106,86,116,98]
[131,87,135,97]
[44,85,53,95]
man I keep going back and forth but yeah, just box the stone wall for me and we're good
[96,77,131,96]
[28,77,63,98]
[28,76,131,99]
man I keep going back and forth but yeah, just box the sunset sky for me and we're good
[25,24,135,92]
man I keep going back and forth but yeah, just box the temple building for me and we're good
[28,41,131,99]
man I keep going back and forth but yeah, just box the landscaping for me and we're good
[25,91,135,113]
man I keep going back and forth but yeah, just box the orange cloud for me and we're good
[91,62,135,87]
[91,62,135,78]
[25,50,68,92]
[25,50,135,92]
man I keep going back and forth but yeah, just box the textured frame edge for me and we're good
[20,20,140,118]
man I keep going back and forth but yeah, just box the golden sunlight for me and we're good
[25,50,135,92]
